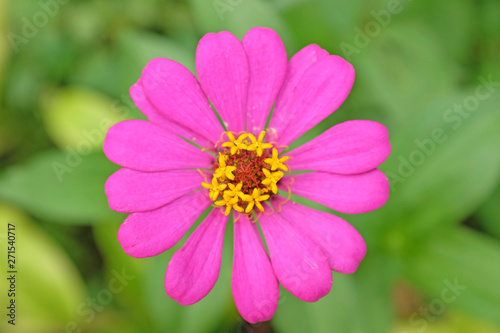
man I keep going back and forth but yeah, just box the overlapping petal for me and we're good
[104,120,213,172]
[275,197,366,273]
[105,168,204,213]
[243,27,287,133]
[141,58,224,143]
[196,31,248,132]
[165,209,228,305]
[118,191,211,258]
[280,170,389,214]
[259,207,332,302]
[266,44,328,139]
[269,54,354,146]
[129,80,210,145]
[287,120,391,174]
[232,215,279,323]
[275,44,329,111]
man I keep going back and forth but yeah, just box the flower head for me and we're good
[208,131,288,214]
[103,27,391,324]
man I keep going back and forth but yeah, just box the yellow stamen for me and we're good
[214,153,236,180]
[262,168,284,194]
[202,130,290,216]
[264,148,289,171]
[215,194,244,216]
[201,177,227,201]
[242,188,270,213]
[224,182,244,199]
[221,132,249,155]
[247,131,273,157]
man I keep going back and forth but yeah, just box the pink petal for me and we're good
[141,58,224,143]
[105,168,204,213]
[274,197,366,273]
[232,215,279,323]
[104,120,213,172]
[259,209,332,302]
[280,170,389,214]
[196,31,248,132]
[269,55,355,146]
[268,44,329,140]
[165,209,228,305]
[287,120,391,174]
[276,44,329,106]
[242,27,287,133]
[118,191,211,258]
[129,79,211,146]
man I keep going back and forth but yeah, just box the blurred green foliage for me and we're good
[1,0,500,332]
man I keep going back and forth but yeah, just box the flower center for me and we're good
[201,131,290,216]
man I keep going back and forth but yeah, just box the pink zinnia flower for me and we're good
[103,27,390,323]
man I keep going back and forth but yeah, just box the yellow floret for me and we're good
[242,188,270,213]
[264,148,289,171]
[262,168,284,194]
[215,194,244,216]
[214,153,236,181]
[201,177,227,201]
[247,131,273,157]
[221,132,249,155]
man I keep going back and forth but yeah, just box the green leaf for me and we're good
[0,204,86,333]
[273,274,359,333]
[281,1,340,54]
[40,87,127,150]
[92,223,151,330]
[403,228,500,327]
[116,29,196,83]
[0,0,8,85]
[316,0,366,36]
[409,0,476,63]
[143,253,183,333]
[0,150,121,224]
[373,92,500,246]
[396,310,500,333]
[354,22,456,124]
[273,251,397,333]
[63,2,107,45]
[188,0,295,48]
[69,48,125,98]
[475,187,500,239]
[272,0,310,10]
[350,254,397,333]
[478,0,500,90]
